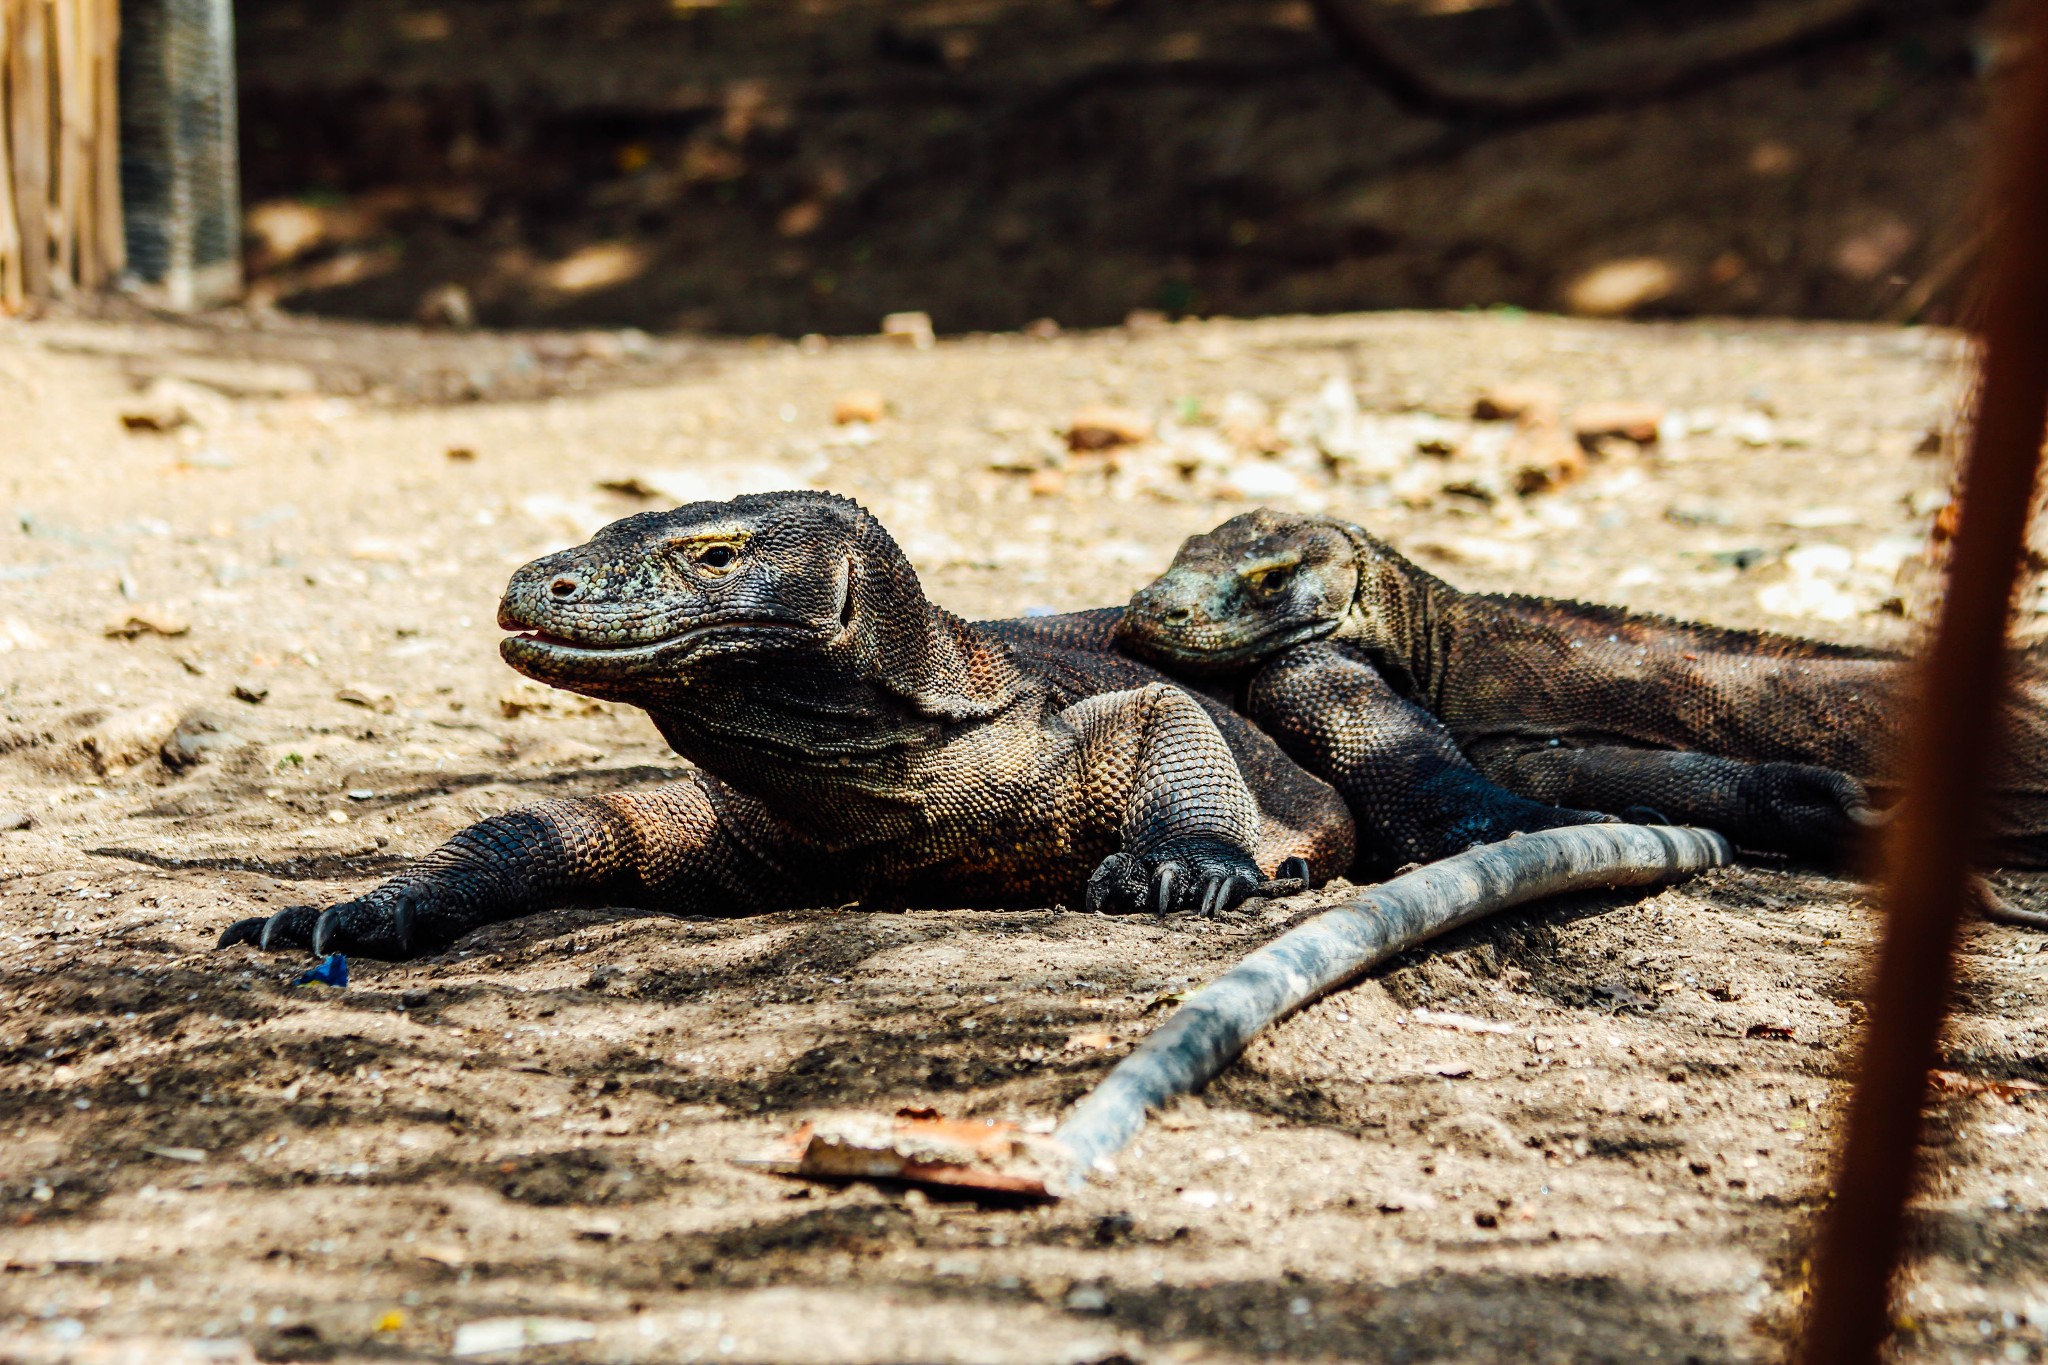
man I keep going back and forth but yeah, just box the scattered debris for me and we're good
[880,311,935,349]
[748,1108,1063,1199]
[1562,257,1681,317]
[0,810,30,832]
[0,617,44,652]
[336,683,397,713]
[832,390,888,425]
[161,710,247,771]
[1066,405,1153,451]
[1744,1022,1796,1041]
[1473,383,1562,422]
[451,1318,596,1357]
[141,1145,208,1164]
[1410,1008,1517,1035]
[79,704,186,775]
[1928,1069,2046,1103]
[231,684,269,705]
[104,605,190,639]
[1570,402,1666,447]
[293,955,349,989]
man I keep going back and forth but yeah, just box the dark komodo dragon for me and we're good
[220,492,1353,960]
[1121,509,2048,873]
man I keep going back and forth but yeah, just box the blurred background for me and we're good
[220,0,1997,334]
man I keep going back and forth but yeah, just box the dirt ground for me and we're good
[3,306,2047,1364]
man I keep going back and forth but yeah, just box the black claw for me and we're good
[1150,864,1182,916]
[1276,856,1311,885]
[258,905,321,953]
[216,917,268,949]
[311,906,339,958]
[1622,805,1673,826]
[1199,878,1230,917]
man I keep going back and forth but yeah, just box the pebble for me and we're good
[1562,256,1680,317]
[1472,382,1562,422]
[1066,405,1153,451]
[832,390,888,425]
[0,810,31,832]
[1570,401,1666,445]
[880,311,935,349]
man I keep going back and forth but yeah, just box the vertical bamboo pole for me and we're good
[90,0,121,284]
[0,0,19,312]
[1795,2,2048,1360]
[54,0,82,289]
[8,0,49,299]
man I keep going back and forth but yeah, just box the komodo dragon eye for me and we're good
[1245,563,1295,593]
[684,540,744,575]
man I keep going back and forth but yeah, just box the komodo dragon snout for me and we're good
[498,493,871,695]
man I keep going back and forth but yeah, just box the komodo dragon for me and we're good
[219,492,1352,960]
[1118,508,2048,876]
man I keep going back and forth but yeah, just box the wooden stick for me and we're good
[1053,823,1733,1184]
[1796,1,2048,1358]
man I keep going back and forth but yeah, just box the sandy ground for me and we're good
[2,308,2046,1364]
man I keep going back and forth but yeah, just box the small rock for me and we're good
[0,617,45,652]
[1064,1285,1112,1313]
[446,446,478,462]
[162,709,247,771]
[1570,402,1666,446]
[1506,417,1587,495]
[1472,383,1563,423]
[1066,405,1153,451]
[1023,317,1061,339]
[336,683,397,714]
[1562,257,1681,317]
[79,703,185,775]
[0,810,31,832]
[416,282,476,328]
[1027,468,1067,498]
[104,605,190,639]
[832,391,888,425]
[232,684,269,705]
[880,311,935,349]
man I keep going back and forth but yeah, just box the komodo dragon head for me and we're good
[1119,508,1437,673]
[498,490,1021,752]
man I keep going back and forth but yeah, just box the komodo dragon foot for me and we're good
[1086,843,1310,916]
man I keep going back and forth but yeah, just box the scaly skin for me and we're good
[220,493,1353,960]
[1118,509,2048,868]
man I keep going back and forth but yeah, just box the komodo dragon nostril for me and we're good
[549,576,580,599]
[1162,607,1193,626]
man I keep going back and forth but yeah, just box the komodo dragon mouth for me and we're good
[499,618,817,672]
[1126,616,1336,668]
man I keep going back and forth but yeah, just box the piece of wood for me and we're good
[1052,823,1733,1184]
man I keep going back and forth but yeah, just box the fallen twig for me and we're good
[1052,823,1732,1186]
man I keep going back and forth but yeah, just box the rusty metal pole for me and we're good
[1798,4,2048,1363]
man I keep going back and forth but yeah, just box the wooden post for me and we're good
[0,0,125,311]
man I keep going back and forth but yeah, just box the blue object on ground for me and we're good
[293,954,349,988]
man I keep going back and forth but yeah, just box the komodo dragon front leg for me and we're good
[217,776,802,959]
[1243,642,1614,877]
[1066,683,1315,916]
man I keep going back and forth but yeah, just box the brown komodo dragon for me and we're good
[1118,508,2048,878]
[219,492,1353,959]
